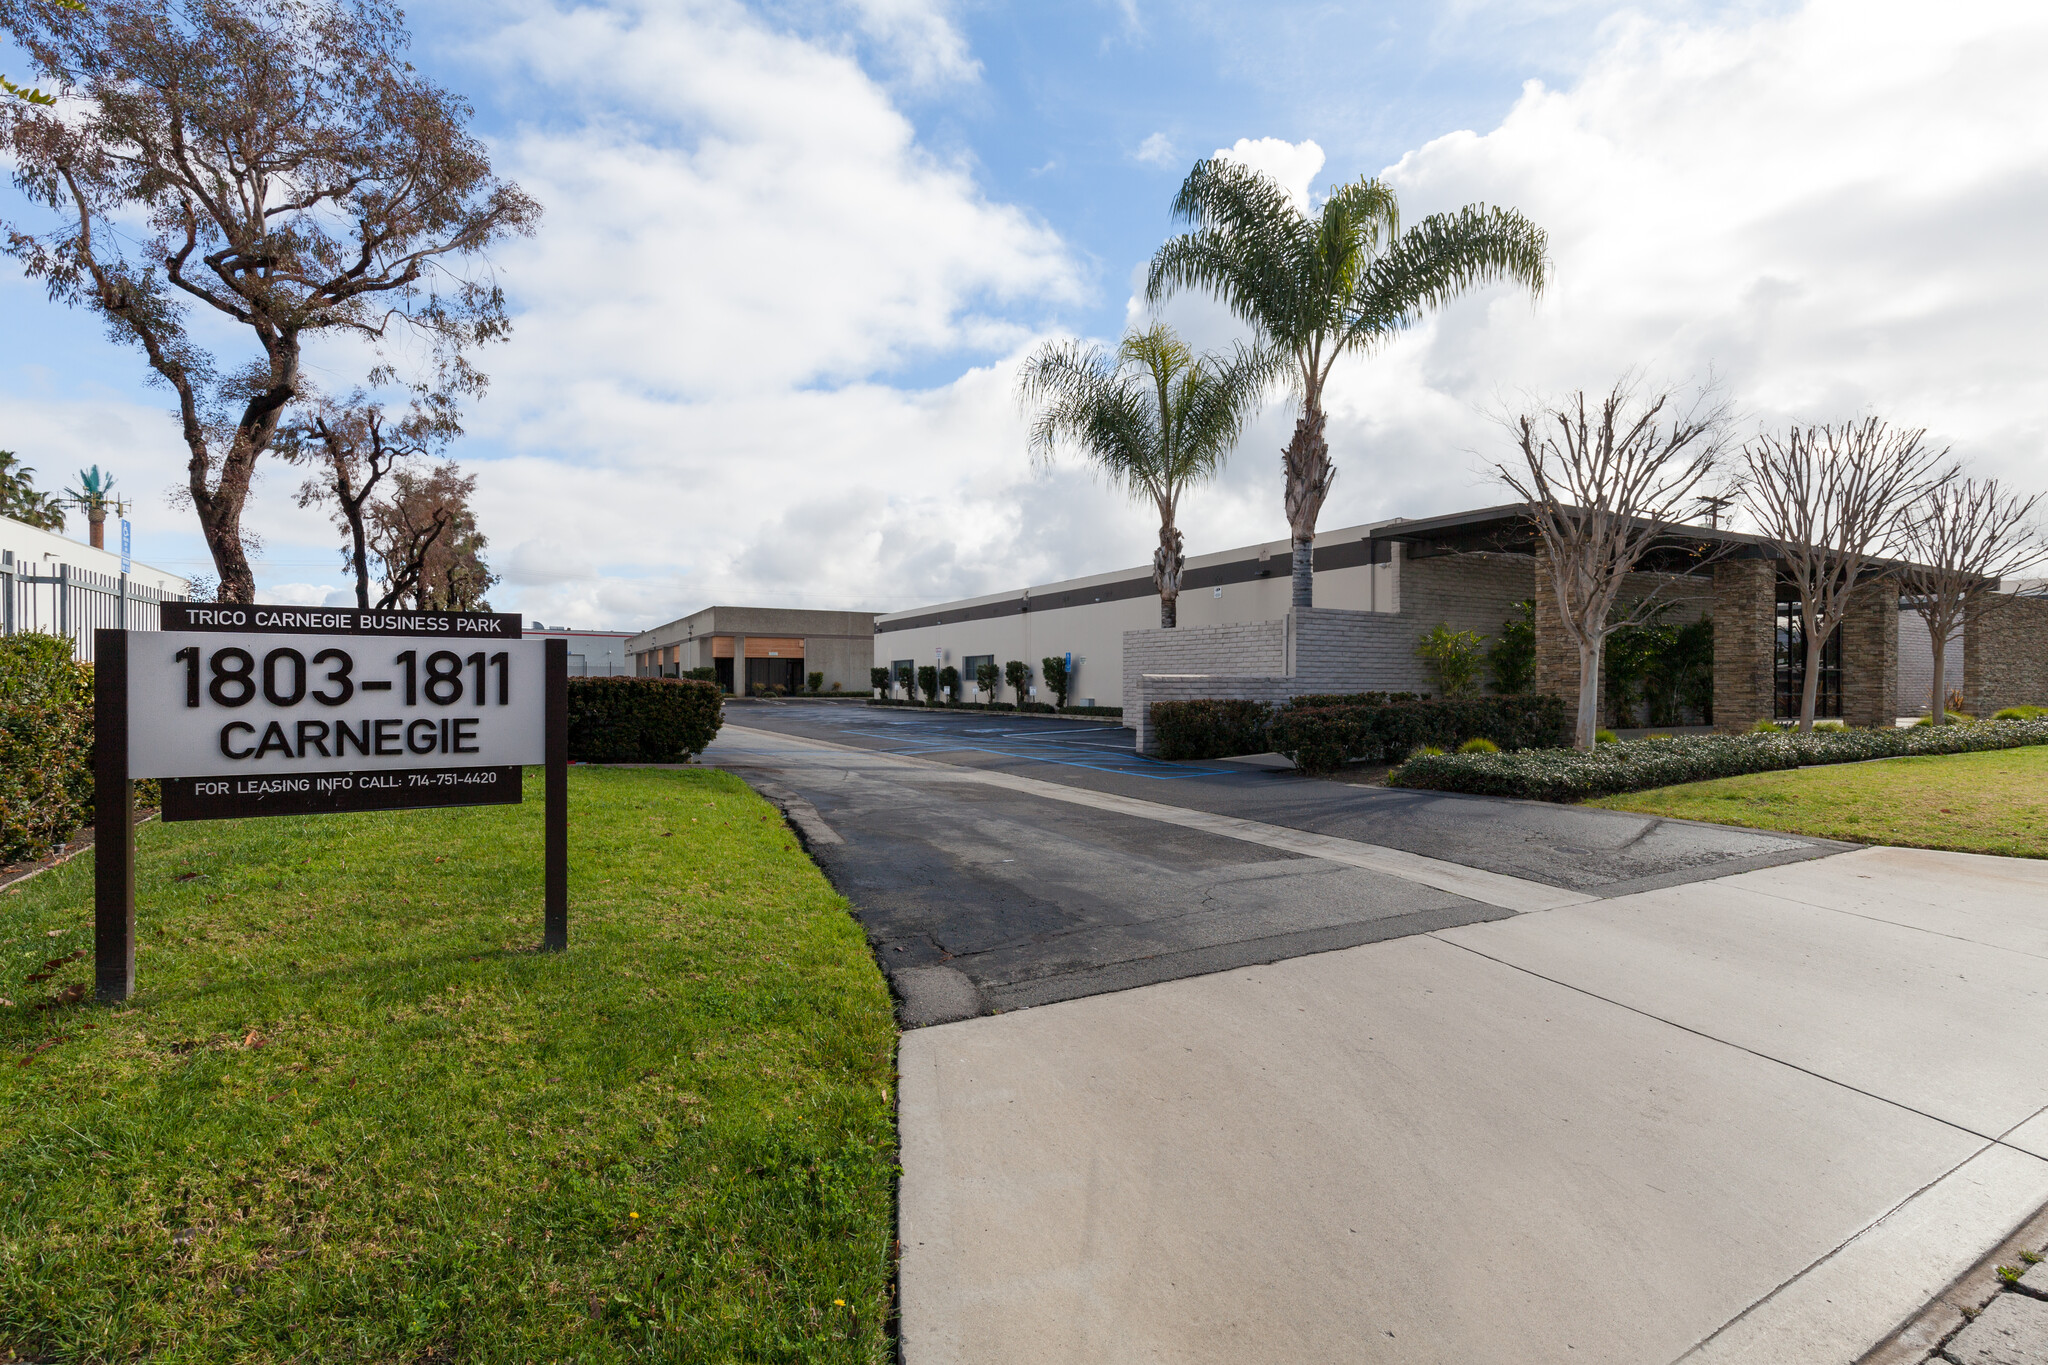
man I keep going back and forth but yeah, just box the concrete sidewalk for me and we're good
[899,846,2048,1365]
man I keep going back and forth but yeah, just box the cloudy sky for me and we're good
[2,0,2044,626]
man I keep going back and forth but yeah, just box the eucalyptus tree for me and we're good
[1148,160,1548,609]
[0,0,538,602]
[1019,323,1273,627]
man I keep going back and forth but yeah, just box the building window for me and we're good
[961,654,994,693]
[891,659,913,694]
[1775,587,1842,719]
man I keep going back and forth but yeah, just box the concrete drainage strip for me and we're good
[1863,1198,2048,1365]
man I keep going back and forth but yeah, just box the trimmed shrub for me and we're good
[1289,690,1425,708]
[1458,737,1499,754]
[1994,705,2048,721]
[1267,695,1571,775]
[1595,728,1618,744]
[683,666,717,683]
[1391,719,2048,803]
[870,667,890,693]
[0,632,94,866]
[1150,700,1273,760]
[566,677,723,763]
[939,665,960,701]
[1004,659,1029,702]
[806,671,824,694]
[1040,656,1072,709]
[916,665,938,704]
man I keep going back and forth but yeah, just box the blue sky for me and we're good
[2,0,2042,625]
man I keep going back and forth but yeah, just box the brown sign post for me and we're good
[94,607,567,1004]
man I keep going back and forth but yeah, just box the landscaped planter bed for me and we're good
[1389,719,2048,803]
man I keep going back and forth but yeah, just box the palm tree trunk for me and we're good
[1154,521,1184,629]
[1282,408,1332,612]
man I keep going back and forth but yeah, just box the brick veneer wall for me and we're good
[1124,553,1534,753]
[1963,594,2048,715]
[1838,577,1901,728]
[1531,547,1717,729]
[1121,619,1284,728]
[1712,560,1776,732]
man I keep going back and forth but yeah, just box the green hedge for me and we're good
[567,677,723,763]
[1268,695,1570,774]
[1391,720,2048,802]
[1152,700,1274,760]
[1287,691,1427,708]
[0,633,94,866]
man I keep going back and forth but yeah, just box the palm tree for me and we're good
[1019,323,1273,627]
[1147,161,1549,609]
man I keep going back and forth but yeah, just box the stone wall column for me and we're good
[1712,559,1776,732]
[1839,576,1900,728]
[733,634,746,696]
[1531,546,1591,718]
[1964,594,2048,715]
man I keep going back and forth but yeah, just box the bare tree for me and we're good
[0,0,539,602]
[1899,477,2044,723]
[1495,379,1729,749]
[279,387,458,608]
[1740,420,1952,732]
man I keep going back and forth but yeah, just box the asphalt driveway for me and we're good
[706,701,1845,1019]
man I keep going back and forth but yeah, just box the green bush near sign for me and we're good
[0,766,897,1360]
[0,633,93,865]
[565,677,723,763]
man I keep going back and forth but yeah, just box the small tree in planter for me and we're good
[1005,660,1030,703]
[1041,656,1072,709]
[807,671,824,695]
[870,666,890,697]
[976,661,1001,702]
[939,665,960,703]
[1486,600,1536,694]
[1416,623,1485,698]
[916,665,939,705]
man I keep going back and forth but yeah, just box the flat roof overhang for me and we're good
[1370,502,1782,577]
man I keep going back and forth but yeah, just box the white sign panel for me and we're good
[128,631,547,780]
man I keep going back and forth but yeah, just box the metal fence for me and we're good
[2,550,189,662]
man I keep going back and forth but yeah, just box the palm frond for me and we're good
[1346,204,1549,347]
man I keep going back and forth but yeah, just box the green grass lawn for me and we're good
[1590,743,2048,858]
[0,766,897,1364]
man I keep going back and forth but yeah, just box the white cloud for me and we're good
[1135,132,1178,168]
[1180,2,2048,546]
[1214,136,1326,210]
[838,0,980,88]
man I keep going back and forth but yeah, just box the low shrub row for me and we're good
[867,698,1123,717]
[565,676,723,763]
[1148,693,1569,772]
[1390,719,2048,802]
[1269,695,1571,774]
[1153,700,1274,760]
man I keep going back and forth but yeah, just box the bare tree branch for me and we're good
[1494,377,1730,748]
[1899,476,2045,723]
[1739,419,1953,732]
